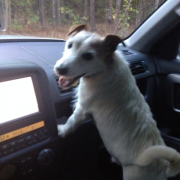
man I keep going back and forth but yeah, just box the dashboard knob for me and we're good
[37,148,54,167]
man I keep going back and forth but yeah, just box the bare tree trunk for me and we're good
[114,0,122,30]
[8,0,11,29]
[90,0,96,32]
[154,0,160,10]
[160,0,165,4]
[108,0,113,33]
[56,0,61,26]
[39,0,46,28]
[142,0,148,20]
[52,0,56,26]
[82,0,88,23]
[5,0,8,30]
[24,0,27,25]
[33,0,38,14]
[11,0,16,20]
[136,0,143,28]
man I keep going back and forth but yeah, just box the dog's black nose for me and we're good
[56,67,68,75]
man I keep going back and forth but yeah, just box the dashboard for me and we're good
[0,39,156,180]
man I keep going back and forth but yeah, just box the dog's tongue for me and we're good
[59,77,74,88]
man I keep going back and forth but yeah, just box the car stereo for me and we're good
[0,62,57,159]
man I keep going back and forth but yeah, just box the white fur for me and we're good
[55,31,180,180]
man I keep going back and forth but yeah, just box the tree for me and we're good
[11,0,16,20]
[90,0,96,31]
[56,0,61,26]
[82,0,88,23]
[39,0,45,28]
[33,0,39,15]
[4,0,9,30]
[114,0,122,30]
[154,0,160,10]
[136,0,143,28]
[24,0,27,25]
[113,0,133,34]
[3,0,165,39]
[52,0,56,26]
[108,0,113,32]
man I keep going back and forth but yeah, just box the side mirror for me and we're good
[0,0,6,31]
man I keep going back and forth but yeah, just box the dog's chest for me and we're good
[91,109,131,163]
[77,80,97,108]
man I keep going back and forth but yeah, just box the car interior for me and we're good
[0,0,180,180]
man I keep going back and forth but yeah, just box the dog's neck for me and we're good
[84,58,114,79]
[84,71,104,79]
[80,57,135,95]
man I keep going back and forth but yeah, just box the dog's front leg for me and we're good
[57,105,86,137]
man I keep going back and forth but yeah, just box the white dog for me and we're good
[54,25,180,180]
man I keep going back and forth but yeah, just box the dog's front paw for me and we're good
[57,125,66,137]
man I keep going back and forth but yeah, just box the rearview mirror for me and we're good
[0,0,6,31]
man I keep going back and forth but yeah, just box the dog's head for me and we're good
[54,25,121,89]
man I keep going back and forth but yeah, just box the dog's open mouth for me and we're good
[59,74,85,88]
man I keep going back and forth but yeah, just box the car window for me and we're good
[0,0,166,39]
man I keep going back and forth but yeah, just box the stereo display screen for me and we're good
[0,77,39,124]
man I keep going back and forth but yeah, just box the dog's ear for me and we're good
[103,35,122,53]
[67,24,88,37]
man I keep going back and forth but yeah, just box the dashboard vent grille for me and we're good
[122,50,134,56]
[129,61,146,75]
[54,75,72,94]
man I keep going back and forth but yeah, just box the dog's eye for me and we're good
[68,43,73,49]
[82,52,93,61]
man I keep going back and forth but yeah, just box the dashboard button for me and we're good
[38,130,43,135]
[28,169,33,173]
[10,148,15,153]
[37,149,54,167]
[27,156,32,161]
[22,171,27,176]
[19,143,27,149]
[32,138,38,144]
[26,135,32,141]
[1,144,8,150]
[3,151,9,156]
[38,134,48,141]
[18,138,25,144]
[28,141,33,146]
[43,129,48,133]
[10,141,16,146]
[20,159,26,164]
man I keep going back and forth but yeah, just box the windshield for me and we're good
[0,0,166,40]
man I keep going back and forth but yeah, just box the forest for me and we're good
[1,0,166,39]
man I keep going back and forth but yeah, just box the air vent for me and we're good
[129,61,146,75]
[53,75,72,94]
[122,50,134,56]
